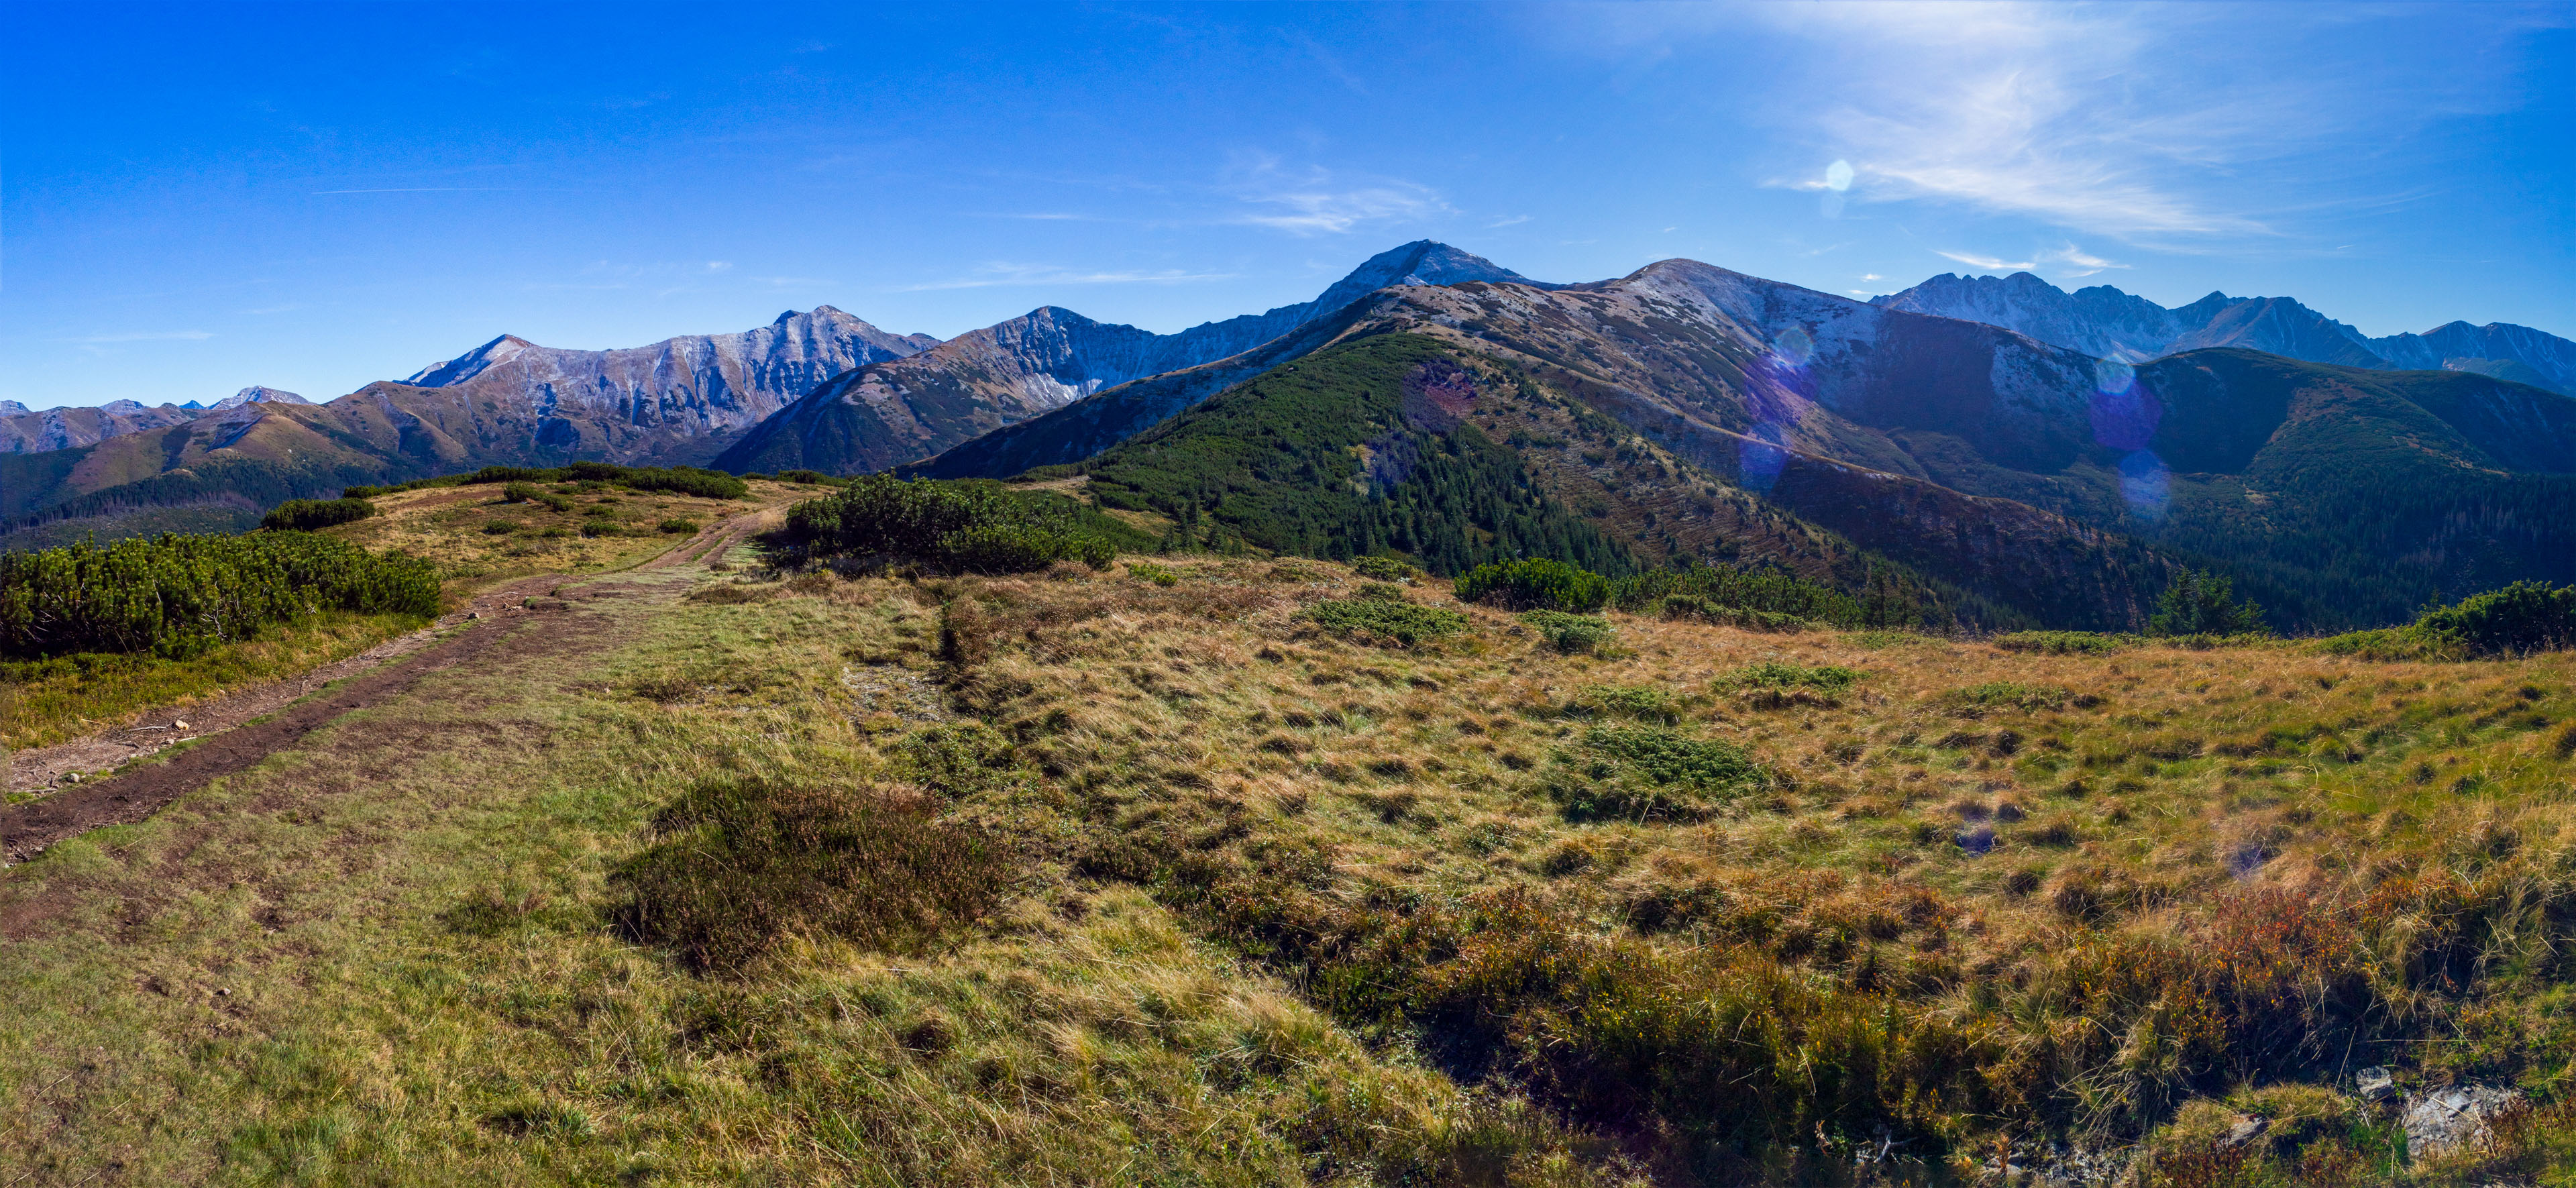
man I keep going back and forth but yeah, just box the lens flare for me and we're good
[1739,422,1790,491]
[1824,160,1854,193]
[2088,361,2159,451]
[1770,325,1815,370]
[2118,449,2169,520]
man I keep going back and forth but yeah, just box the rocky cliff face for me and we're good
[397,305,939,462]
[1874,272,2575,392]
[715,241,1553,475]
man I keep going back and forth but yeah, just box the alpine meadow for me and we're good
[7,4,2576,1185]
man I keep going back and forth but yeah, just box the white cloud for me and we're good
[1564,3,2561,248]
[1935,250,2035,272]
[898,263,1238,292]
[1224,154,1452,235]
[704,261,733,273]
[1486,215,1533,229]
[2038,243,2129,277]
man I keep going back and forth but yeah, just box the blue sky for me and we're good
[5,1,2569,411]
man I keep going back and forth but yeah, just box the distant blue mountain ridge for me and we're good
[1871,270,2576,394]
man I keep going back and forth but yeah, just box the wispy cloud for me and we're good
[239,303,303,315]
[1935,250,2035,273]
[1572,3,2559,248]
[1224,154,1451,235]
[69,329,213,343]
[2039,243,2129,278]
[896,263,1238,292]
[1486,215,1533,229]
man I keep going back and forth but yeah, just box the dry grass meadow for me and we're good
[5,506,2575,1184]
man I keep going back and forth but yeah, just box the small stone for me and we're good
[2355,1066,2395,1101]
[172,720,189,730]
[215,987,231,997]
[2222,1117,2268,1147]
[62,772,81,784]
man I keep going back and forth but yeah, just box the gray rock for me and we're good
[2222,1117,2269,1148]
[2355,1066,2395,1101]
[2403,1084,2520,1163]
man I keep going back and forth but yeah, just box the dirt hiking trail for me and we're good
[0,510,771,865]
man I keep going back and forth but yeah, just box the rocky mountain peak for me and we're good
[215,386,311,410]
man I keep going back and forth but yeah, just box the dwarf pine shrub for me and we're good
[1301,598,1469,647]
[782,475,1115,574]
[1994,630,2140,655]
[1519,610,1615,654]
[2413,580,2576,656]
[1716,661,1860,690]
[0,532,439,659]
[260,497,377,532]
[1348,555,1417,582]
[1660,594,1812,632]
[1455,558,1611,611]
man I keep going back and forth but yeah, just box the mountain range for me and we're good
[1873,271,2576,393]
[711,241,1553,474]
[6,243,2573,632]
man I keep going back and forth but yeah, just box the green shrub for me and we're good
[1519,610,1615,654]
[1574,684,1682,723]
[1301,598,1469,647]
[500,482,576,512]
[2310,627,2457,661]
[775,469,845,486]
[1348,555,1417,582]
[339,484,389,499]
[482,521,518,535]
[1456,559,1611,611]
[1550,725,1769,822]
[259,498,376,532]
[2149,568,2267,636]
[578,522,625,538]
[782,475,1117,574]
[1615,561,1926,629]
[0,533,439,660]
[1660,594,1812,632]
[612,776,1009,973]
[1994,630,2140,655]
[1943,682,2080,712]
[1717,661,1861,690]
[657,519,699,535]
[1126,561,1181,587]
[2412,580,2576,656]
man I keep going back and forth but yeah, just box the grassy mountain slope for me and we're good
[1071,330,2160,628]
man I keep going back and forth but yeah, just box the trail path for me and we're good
[0,509,775,865]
